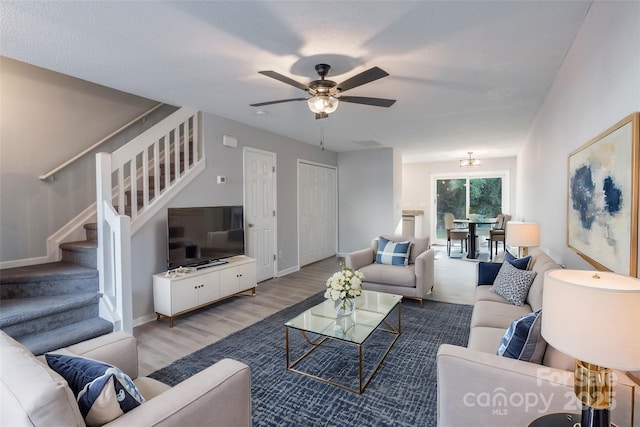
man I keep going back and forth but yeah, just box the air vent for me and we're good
[352,140,383,148]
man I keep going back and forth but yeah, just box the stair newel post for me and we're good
[113,213,133,334]
[96,152,111,299]
[96,152,134,333]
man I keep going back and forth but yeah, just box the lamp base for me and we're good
[581,405,610,427]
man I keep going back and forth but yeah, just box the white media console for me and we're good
[153,255,257,327]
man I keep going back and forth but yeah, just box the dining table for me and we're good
[453,218,497,259]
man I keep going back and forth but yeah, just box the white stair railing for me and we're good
[96,108,204,331]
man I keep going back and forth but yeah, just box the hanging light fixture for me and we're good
[460,152,481,167]
[307,95,339,115]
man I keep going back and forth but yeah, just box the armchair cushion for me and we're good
[359,263,416,288]
[375,236,411,266]
[45,353,145,427]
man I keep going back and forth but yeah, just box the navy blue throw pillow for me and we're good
[504,252,531,270]
[375,236,411,266]
[45,353,145,426]
[497,309,546,363]
[477,262,502,285]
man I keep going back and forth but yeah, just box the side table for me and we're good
[529,413,580,427]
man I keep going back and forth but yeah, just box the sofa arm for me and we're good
[62,332,139,380]
[345,247,375,271]
[106,358,251,427]
[437,344,636,427]
[414,248,435,296]
[438,344,576,426]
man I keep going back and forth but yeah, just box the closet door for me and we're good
[298,161,337,267]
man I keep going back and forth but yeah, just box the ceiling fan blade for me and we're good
[258,71,309,91]
[338,96,396,107]
[250,98,307,107]
[337,67,389,92]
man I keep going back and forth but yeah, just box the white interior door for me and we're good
[244,148,276,282]
[298,161,337,266]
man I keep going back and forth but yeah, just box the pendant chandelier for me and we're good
[460,152,481,167]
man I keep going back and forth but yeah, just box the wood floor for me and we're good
[134,256,340,376]
[134,247,486,376]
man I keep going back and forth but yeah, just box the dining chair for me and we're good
[487,213,510,258]
[444,212,468,256]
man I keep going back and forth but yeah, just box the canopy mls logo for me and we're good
[462,387,555,416]
[462,367,622,417]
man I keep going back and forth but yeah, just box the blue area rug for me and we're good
[149,293,473,426]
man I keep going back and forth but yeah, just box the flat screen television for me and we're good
[167,206,245,269]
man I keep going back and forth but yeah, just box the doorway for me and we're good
[298,160,337,266]
[433,173,509,245]
[243,147,277,282]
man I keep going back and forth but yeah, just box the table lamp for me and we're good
[506,221,540,257]
[542,269,640,426]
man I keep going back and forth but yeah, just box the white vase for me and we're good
[334,298,355,316]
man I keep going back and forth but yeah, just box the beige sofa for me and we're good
[345,235,434,307]
[437,249,639,426]
[0,331,251,426]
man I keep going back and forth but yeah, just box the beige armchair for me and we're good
[345,235,434,307]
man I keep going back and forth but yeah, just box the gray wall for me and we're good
[517,1,640,273]
[0,57,175,262]
[337,148,402,253]
[127,113,338,320]
[0,58,339,322]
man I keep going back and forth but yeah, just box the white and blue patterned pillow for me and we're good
[45,353,145,427]
[497,309,546,364]
[376,237,411,266]
[491,261,537,306]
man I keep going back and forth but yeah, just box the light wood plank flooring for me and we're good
[134,257,341,376]
[134,249,481,376]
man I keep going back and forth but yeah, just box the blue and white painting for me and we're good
[568,119,634,275]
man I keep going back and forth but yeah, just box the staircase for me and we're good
[0,107,203,353]
[0,223,113,355]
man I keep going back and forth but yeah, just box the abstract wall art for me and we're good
[567,113,639,276]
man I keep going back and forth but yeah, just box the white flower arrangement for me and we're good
[324,262,364,301]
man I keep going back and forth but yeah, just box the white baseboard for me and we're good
[277,265,300,277]
[133,313,159,328]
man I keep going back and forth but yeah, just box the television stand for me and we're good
[195,259,228,270]
[153,255,257,327]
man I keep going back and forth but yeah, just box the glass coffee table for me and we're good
[285,290,402,394]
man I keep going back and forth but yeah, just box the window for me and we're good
[434,172,509,244]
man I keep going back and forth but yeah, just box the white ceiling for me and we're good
[1,1,591,162]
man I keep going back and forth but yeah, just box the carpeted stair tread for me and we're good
[0,261,97,284]
[0,293,100,328]
[59,240,98,251]
[19,317,114,356]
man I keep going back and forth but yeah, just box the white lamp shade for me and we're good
[505,221,540,247]
[541,269,640,370]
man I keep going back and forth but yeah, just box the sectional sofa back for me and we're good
[526,249,561,312]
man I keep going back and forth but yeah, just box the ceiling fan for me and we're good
[250,63,396,119]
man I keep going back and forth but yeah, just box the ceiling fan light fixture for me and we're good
[307,95,339,114]
[460,152,481,167]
